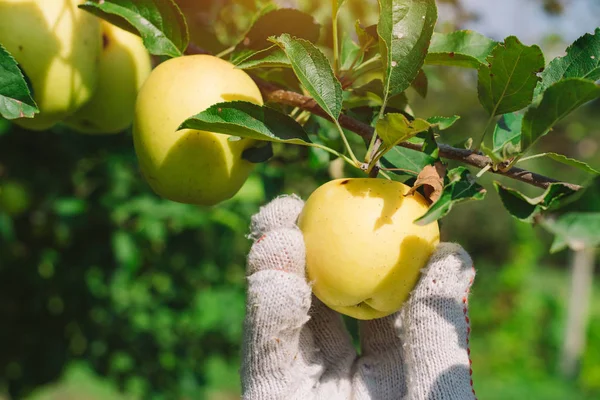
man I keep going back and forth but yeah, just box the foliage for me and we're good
[19,0,595,248]
[1,0,599,399]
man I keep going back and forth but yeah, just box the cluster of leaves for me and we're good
[0,0,599,253]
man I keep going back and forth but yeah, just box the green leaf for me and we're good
[559,177,600,213]
[80,0,189,58]
[477,36,545,116]
[348,79,408,110]
[543,213,600,253]
[234,48,291,70]
[381,146,436,176]
[485,113,523,162]
[234,9,320,52]
[0,44,38,119]
[426,115,460,130]
[376,113,430,148]
[415,167,486,225]
[355,21,378,50]
[377,0,437,98]
[426,30,497,68]
[493,113,522,152]
[179,101,311,145]
[410,128,439,158]
[538,177,600,252]
[340,35,363,71]
[521,78,600,153]
[270,34,343,121]
[494,182,577,223]
[411,69,428,98]
[537,153,599,175]
[535,28,600,98]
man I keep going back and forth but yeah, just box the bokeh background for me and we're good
[1,0,599,399]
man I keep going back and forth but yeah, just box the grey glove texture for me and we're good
[241,195,477,400]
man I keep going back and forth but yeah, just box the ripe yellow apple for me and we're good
[298,178,440,320]
[0,0,101,130]
[133,54,263,205]
[65,21,152,134]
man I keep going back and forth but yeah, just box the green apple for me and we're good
[133,54,263,206]
[65,21,152,134]
[298,178,440,320]
[0,0,101,131]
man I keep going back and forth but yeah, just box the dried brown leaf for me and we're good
[406,162,446,204]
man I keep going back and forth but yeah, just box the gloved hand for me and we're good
[241,195,477,400]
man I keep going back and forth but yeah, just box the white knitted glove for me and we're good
[241,195,477,400]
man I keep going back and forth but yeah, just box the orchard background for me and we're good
[1,0,600,399]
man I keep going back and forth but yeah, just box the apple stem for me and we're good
[215,46,235,59]
[369,164,380,178]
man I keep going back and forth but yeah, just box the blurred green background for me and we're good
[1,0,599,399]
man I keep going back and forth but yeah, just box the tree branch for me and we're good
[254,78,582,191]
[184,45,582,192]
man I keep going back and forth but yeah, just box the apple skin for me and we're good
[65,21,152,134]
[0,0,101,131]
[133,54,263,206]
[298,178,440,320]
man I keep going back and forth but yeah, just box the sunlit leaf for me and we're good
[270,34,343,121]
[377,0,437,98]
[234,48,291,70]
[179,101,311,145]
[426,30,497,68]
[80,0,189,57]
[376,113,430,148]
[477,36,544,115]
[426,115,460,130]
[521,78,600,153]
[535,28,600,98]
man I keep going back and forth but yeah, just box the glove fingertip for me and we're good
[249,195,304,239]
[247,228,306,277]
[416,242,475,298]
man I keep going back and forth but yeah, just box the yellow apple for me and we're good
[298,178,440,320]
[133,54,263,206]
[0,0,101,130]
[65,21,152,134]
